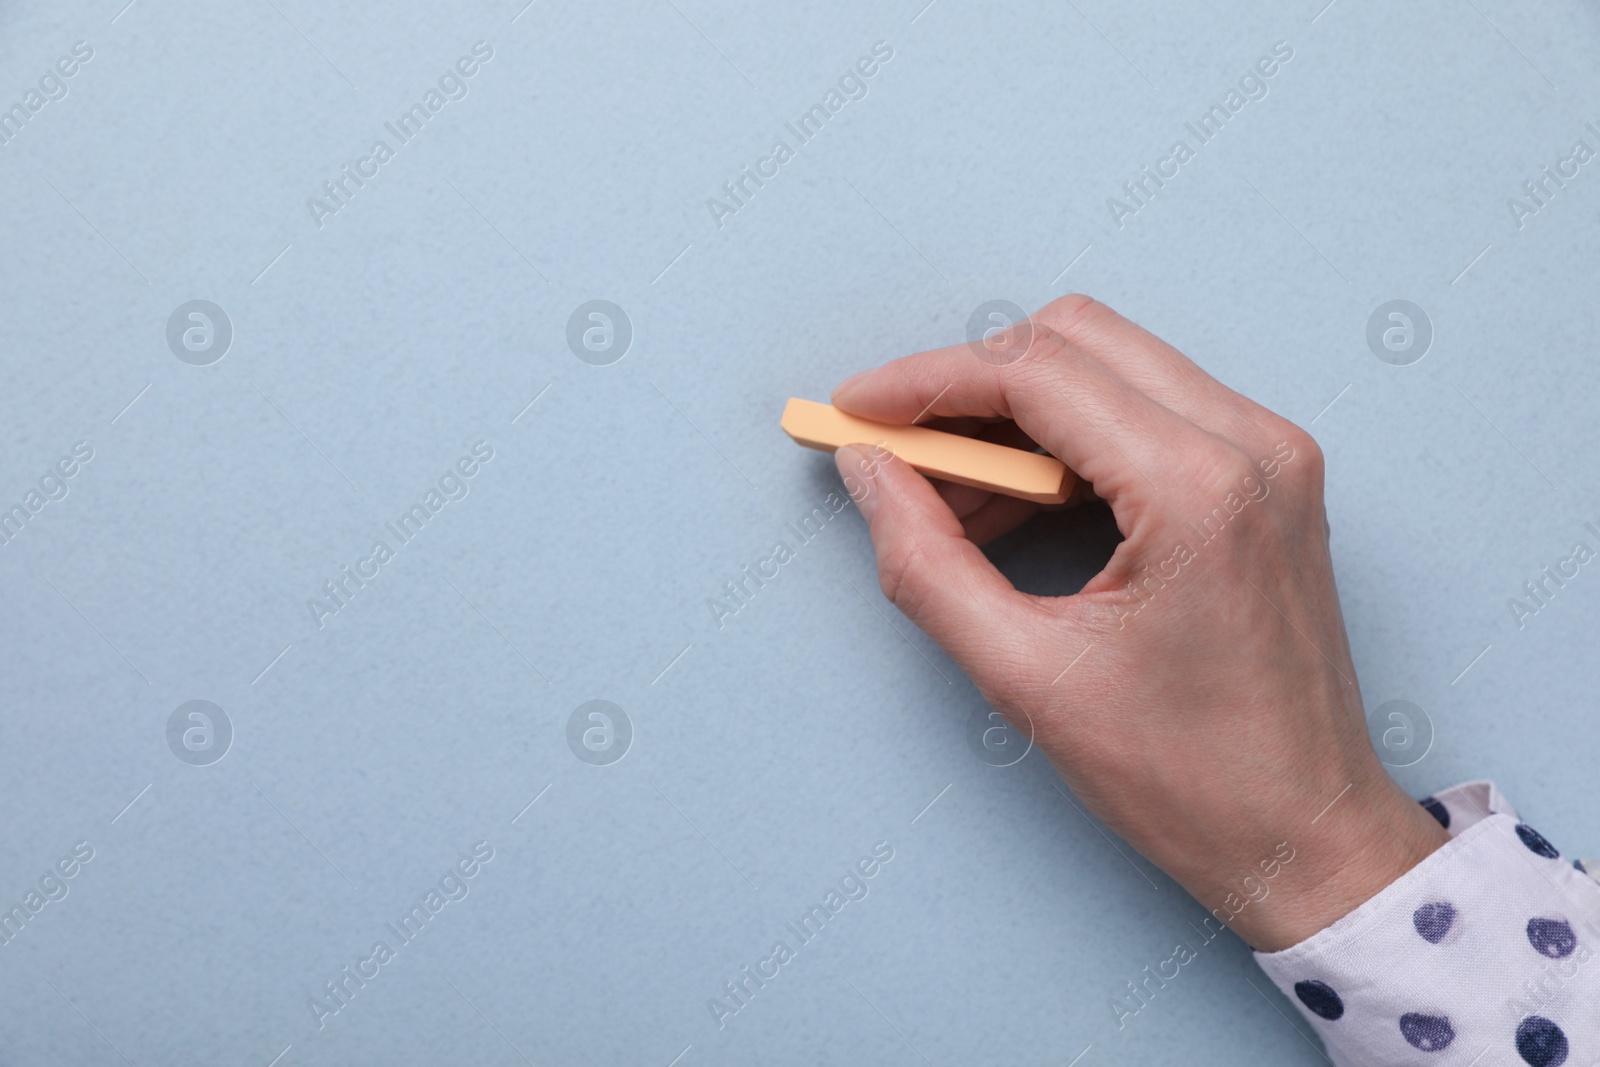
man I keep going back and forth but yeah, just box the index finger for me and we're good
[831,323,1225,507]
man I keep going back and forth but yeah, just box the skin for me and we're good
[829,294,1448,952]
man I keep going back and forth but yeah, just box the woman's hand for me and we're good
[831,294,1448,951]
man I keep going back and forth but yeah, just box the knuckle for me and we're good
[1198,445,1259,495]
[1037,293,1107,339]
[1273,418,1315,454]
[1238,410,1326,494]
[1011,321,1073,373]
[1021,294,1132,373]
[1279,425,1325,485]
[876,540,933,614]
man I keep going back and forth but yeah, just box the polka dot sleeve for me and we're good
[1254,781,1600,1066]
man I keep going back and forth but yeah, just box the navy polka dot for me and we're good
[1574,859,1587,873]
[1526,918,1578,959]
[1293,980,1343,1021]
[1412,902,1457,944]
[1515,1016,1569,1067]
[1420,796,1450,828]
[1400,1012,1456,1052]
[1517,824,1560,859]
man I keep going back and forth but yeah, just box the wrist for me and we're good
[1204,771,1449,952]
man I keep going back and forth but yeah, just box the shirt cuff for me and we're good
[1253,780,1600,1066]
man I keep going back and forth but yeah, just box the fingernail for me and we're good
[831,369,870,405]
[834,444,880,521]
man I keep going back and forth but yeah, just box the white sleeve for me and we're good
[1253,780,1600,1066]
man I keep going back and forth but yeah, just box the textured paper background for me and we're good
[2,1,1597,1063]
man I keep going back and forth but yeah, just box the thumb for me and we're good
[834,444,1044,672]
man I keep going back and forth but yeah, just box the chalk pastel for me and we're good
[781,397,1074,505]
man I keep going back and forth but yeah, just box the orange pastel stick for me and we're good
[781,397,1074,505]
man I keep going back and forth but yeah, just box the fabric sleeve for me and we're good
[1253,780,1600,1066]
